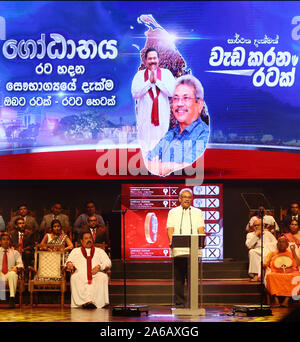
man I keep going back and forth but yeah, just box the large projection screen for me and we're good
[0,1,299,179]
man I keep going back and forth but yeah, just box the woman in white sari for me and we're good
[39,219,73,257]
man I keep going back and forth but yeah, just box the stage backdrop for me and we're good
[121,183,223,260]
[0,1,299,179]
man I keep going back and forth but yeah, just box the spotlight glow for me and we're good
[168,33,177,43]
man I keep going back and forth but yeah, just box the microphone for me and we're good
[258,208,264,218]
[189,207,193,234]
[179,207,184,235]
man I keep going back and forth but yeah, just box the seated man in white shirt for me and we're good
[246,206,280,235]
[0,232,24,308]
[245,219,277,282]
[65,231,111,309]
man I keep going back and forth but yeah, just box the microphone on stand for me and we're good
[258,208,265,220]
[189,207,193,234]
[179,207,184,235]
[258,208,265,312]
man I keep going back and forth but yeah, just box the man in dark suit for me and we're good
[282,202,300,233]
[80,215,110,254]
[73,201,105,242]
[10,217,35,281]
[8,204,40,242]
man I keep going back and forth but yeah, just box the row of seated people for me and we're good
[245,202,300,236]
[0,201,110,247]
[4,211,110,282]
[246,217,300,308]
[0,230,111,309]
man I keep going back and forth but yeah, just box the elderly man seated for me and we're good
[0,232,24,308]
[246,206,280,235]
[264,236,300,307]
[65,231,111,309]
[245,218,277,282]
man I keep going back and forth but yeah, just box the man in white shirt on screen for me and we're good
[167,188,205,307]
[131,47,175,155]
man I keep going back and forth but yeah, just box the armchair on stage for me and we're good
[28,245,66,307]
[172,234,206,316]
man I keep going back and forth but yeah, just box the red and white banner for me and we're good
[121,183,223,261]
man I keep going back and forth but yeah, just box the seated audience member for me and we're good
[282,203,300,233]
[0,214,5,232]
[65,231,111,309]
[10,217,35,281]
[245,218,277,282]
[264,236,300,307]
[246,205,280,235]
[80,215,110,253]
[0,232,24,308]
[284,219,300,249]
[40,202,71,235]
[39,219,73,257]
[8,204,40,241]
[73,201,105,242]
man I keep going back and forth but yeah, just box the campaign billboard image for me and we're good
[0,1,299,178]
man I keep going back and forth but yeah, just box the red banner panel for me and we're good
[121,184,223,261]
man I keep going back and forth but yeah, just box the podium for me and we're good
[171,234,206,316]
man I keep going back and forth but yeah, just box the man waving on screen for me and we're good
[131,47,175,156]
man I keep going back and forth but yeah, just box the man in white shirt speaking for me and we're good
[167,188,205,307]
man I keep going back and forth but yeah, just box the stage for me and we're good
[1,260,299,325]
[0,304,295,323]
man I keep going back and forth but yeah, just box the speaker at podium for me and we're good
[171,234,206,316]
